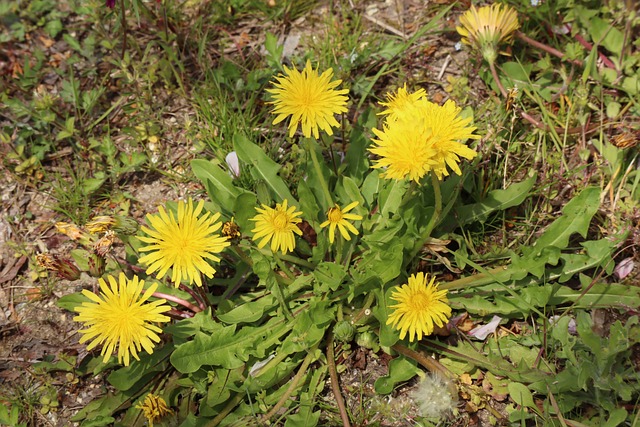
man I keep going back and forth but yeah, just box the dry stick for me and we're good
[327,334,351,427]
[261,343,319,423]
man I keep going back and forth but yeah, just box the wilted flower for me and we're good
[85,216,117,234]
[74,273,170,366]
[250,199,303,254]
[456,3,520,64]
[386,272,452,342]
[55,222,92,245]
[221,217,241,241]
[136,394,173,427]
[36,253,81,281]
[369,99,479,182]
[138,199,230,287]
[94,230,116,257]
[319,201,363,244]
[267,60,349,139]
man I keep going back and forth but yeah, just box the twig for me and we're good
[363,14,407,39]
[327,333,351,427]
[437,54,452,80]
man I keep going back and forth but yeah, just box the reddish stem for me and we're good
[516,31,582,66]
[153,291,202,313]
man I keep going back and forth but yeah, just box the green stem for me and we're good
[273,255,295,321]
[408,172,442,263]
[205,393,244,427]
[261,343,320,423]
[351,292,376,324]
[307,139,334,207]
[274,253,295,281]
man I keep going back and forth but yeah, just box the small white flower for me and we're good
[225,151,240,178]
[454,41,462,51]
[530,0,540,6]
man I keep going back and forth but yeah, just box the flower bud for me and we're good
[87,253,106,277]
[333,320,356,343]
[355,331,380,352]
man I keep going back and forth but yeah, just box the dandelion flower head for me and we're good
[251,199,303,254]
[378,84,427,122]
[136,394,173,427]
[456,3,520,63]
[386,272,452,342]
[369,99,478,182]
[320,201,363,244]
[74,273,170,366]
[411,373,456,419]
[267,60,349,139]
[138,198,230,287]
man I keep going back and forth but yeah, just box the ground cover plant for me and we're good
[1,0,639,426]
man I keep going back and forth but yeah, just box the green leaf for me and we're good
[374,356,419,395]
[57,292,90,312]
[71,391,127,423]
[233,192,258,234]
[107,344,173,391]
[589,17,624,56]
[170,318,291,373]
[298,179,321,223]
[455,175,536,225]
[532,186,600,254]
[191,158,244,217]
[549,280,640,309]
[216,294,277,324]
[377,178,407,218]
[361,169,380,207]
[374,287,399,347]
[507,382,535,408]
[313,262,347,292]
[604,408,628,427]
[351,240,403,289]
[344,110,375,183]
[337,176,366,208]
[233,134,296,204]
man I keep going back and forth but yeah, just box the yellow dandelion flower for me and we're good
[320,201,363,244]
[386,272,451,342]
[136,394,173,427]
[456,3,520,63]
[138,199,230,287]
[74,273,171,366]
[369,99,479,182]
[251,199,303,254]
[267,60,349,139]
[378,84,427,122]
